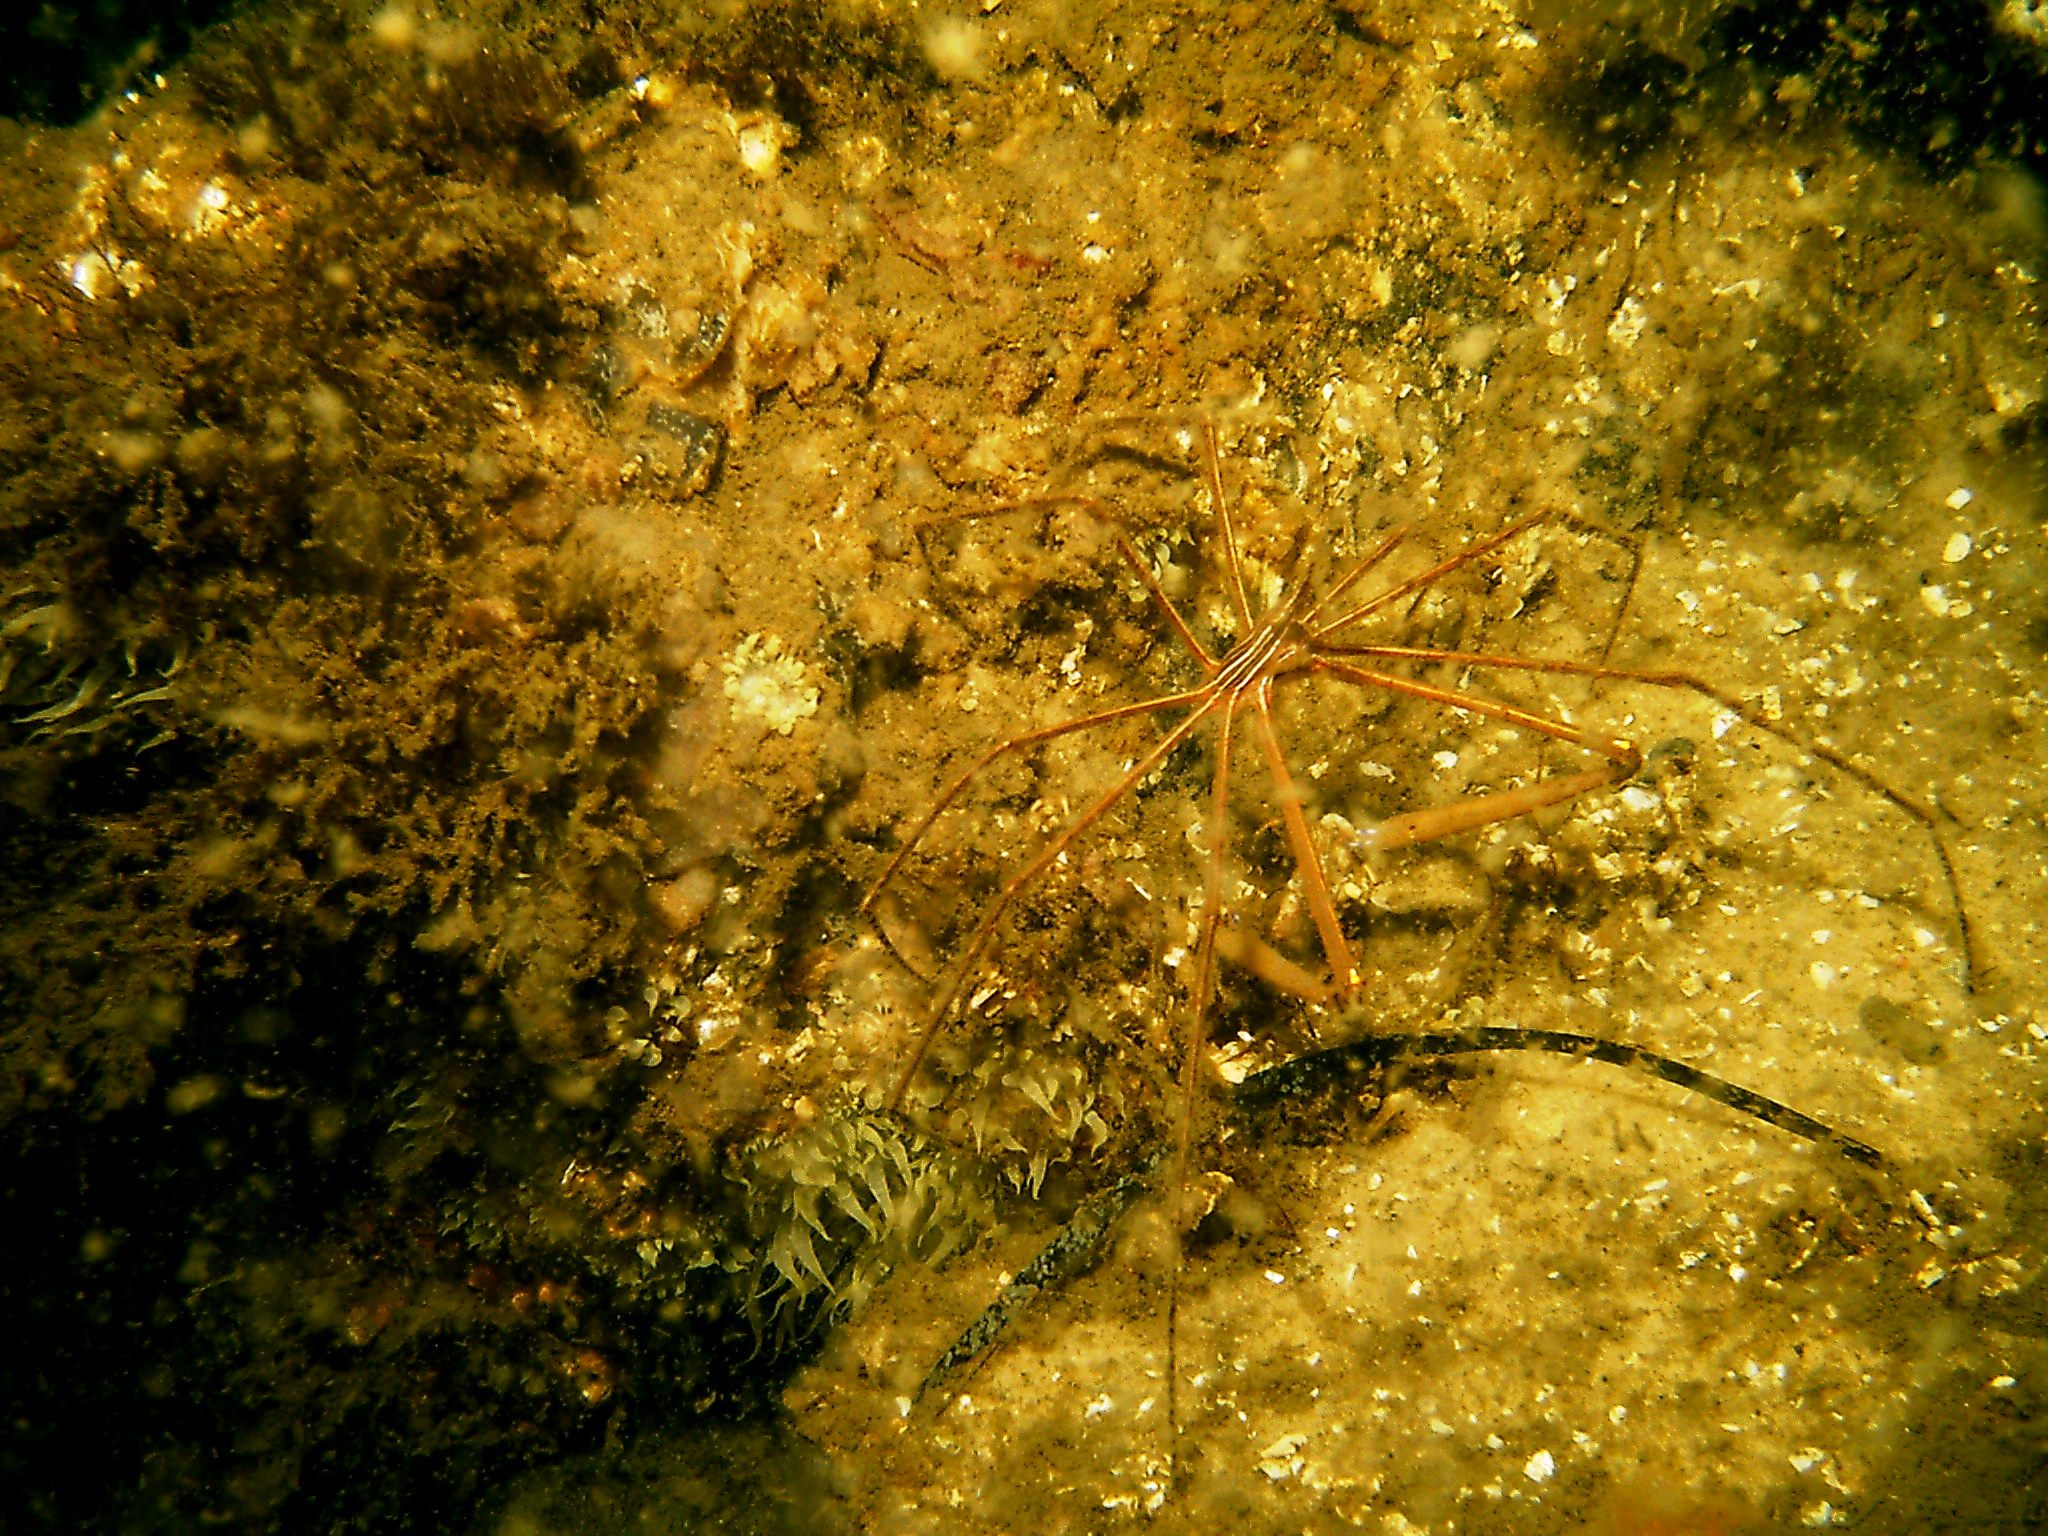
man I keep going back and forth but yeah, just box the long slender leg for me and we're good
[1215,926,1340,1005]
[862,684,1216,920]
[1312,657,1642,766]
[1318,644,1976,989]
[1312,506,1556,635]
[1166,689,1239,1471]
[1300,526,1410,631]
[1326,643,1952,825]
[1353,765,1627,853]
[1299,657,1644,889]
[887,692,1223,1110]
[1200,422,1257,638]
[1251,679,1360,992]
[1311,505,1643,658]
[1217,662,1634,1002]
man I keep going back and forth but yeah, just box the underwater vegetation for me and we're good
[1,1,2044,1533]
[0,2,909,1527]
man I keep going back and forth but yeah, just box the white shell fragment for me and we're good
[1256,1433,1308,1481]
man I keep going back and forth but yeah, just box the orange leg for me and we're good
[1165,689,1240,1453]
[862,684,1215,925]
[1198,422,1257,635]
[884,692,1223,1111]
[1311,503,1644,659]
[1251,678,1360,992]
[1317,644,1974,990]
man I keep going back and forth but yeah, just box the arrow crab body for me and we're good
[860,417,1971,1458]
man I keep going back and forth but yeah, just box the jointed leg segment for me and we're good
[868,419,1973,1472]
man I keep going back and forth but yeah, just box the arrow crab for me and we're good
[857,416,1974,1471]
